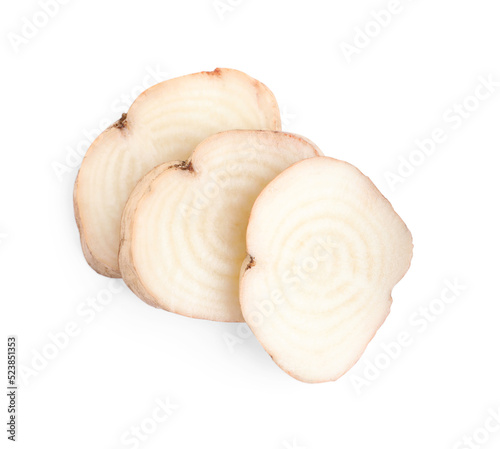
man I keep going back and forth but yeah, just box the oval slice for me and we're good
[74,68,281,277]
[119,130,321,322]
[240,156,413,382]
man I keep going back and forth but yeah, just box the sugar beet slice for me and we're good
[240,156,413,382]
[74,68,281,277]
[119,130,321,322]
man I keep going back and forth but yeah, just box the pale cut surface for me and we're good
[119,130,321,322]
[74,68,281,277]
[240,157,413,383]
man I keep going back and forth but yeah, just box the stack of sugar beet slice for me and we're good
[74,68,413,383]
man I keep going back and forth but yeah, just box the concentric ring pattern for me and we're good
[240,157,413,382]
[74,69,281,277]
[121,131,320,322]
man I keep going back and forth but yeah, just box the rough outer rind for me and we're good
[73,127,124,278]
[74,68,282,278]
[119,162,181,308]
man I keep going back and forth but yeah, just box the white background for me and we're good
[2,0,500,448]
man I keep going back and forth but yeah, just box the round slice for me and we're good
[240,156,413,383]
[74,68,281,277]
[119,130,321,322]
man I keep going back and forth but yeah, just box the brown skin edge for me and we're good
[73,123,126,278]
[239,156,413,383]
[118,160,243,323]
[118,162,178,309]
[118,158,245,322]
[118,130,321,322]
[128,67,281,134]
[74,68,281,278]
[74,176,121,278]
